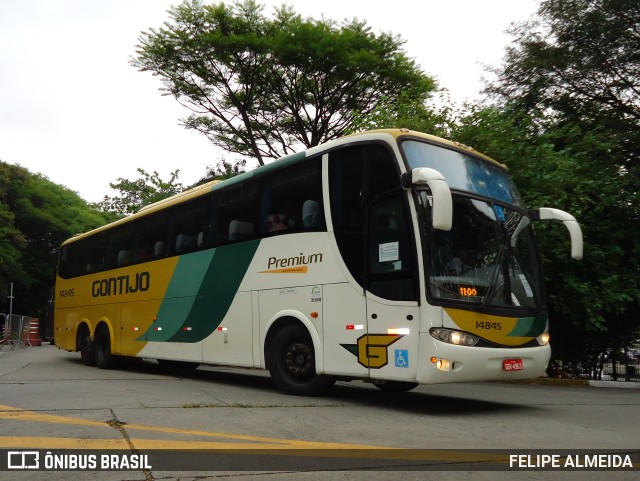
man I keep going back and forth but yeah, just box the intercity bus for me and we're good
[54,129,583,395]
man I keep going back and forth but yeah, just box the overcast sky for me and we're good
[0,0,540,203]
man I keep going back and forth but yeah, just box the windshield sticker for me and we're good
[379,242,399,262]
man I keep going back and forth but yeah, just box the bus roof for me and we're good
[64,129,506,244]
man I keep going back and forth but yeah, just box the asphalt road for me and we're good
[0,343,638,481]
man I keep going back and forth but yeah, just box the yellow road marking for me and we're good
[0,404,382,449]
[0,403,508,463]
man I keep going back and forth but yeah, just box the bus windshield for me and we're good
[401,140,543,311]
[402,140,523,206]
[419,194,543,310]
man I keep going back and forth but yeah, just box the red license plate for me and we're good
[503,359,524,371]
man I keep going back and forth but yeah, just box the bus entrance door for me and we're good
[365,293,419,380]
[364,192,420,380]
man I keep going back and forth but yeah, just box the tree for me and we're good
[453,0,640,369]
[132,0,436,165]
[347,89,454,138]
[488,0,639,177]
[195,157,247,185]
[0,161,114,316]
[450,105,639,372]
[93,168,184,215]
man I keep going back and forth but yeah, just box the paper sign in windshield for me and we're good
[379,241,399,262]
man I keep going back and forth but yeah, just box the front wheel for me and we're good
[267,325,335,396]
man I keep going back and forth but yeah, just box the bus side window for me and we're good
[259,157,324,237]
[170,198,207,255]
[133,213,168,262]
[106,224,135,270]
[329,143,401,286]
[216,181,258,244]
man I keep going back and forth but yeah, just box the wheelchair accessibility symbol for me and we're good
[394,349,409,368]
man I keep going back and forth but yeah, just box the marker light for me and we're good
[537,332,550,346]
[346,325,364,330]
[388,328,410,335]
[431,357,451,371]
[430,328,479,346]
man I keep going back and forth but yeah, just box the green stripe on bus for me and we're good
[137,240,260,343]
[136,250,214,342]
[167,240,260,342]
[507,315,547,337]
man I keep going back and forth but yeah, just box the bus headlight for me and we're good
[430,328,479,346]
[537,332,550,346]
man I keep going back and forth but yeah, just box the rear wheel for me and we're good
[267,324,335,396]
[77,328,95,366]
[94,326,115,369]
[79,334,95,366]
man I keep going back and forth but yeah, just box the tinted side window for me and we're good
[105,224,136,269]
[214,181,258,243]
[133,214,168,262]
[170,198,208,255]
[329,143,400,285]
[259,157,325,236]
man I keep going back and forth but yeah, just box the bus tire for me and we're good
[94,326,115,369]
[373,380,419,393]
[79,333,95,367]
[267,324,335,396]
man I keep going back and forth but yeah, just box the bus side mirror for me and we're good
[402,168,452,231]
[532,207,584,260]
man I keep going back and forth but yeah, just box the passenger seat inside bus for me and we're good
[175,234,192,253]
[229,220,254,241]
[117,250,130,266]
[302,200,321,228]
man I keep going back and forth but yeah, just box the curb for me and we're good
[504,377,639,389]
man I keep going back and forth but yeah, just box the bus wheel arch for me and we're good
[76,322,95,366]
[264,317,335,396]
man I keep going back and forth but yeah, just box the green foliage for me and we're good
[195,157,247,186]
[0,162,114,315]
[132,0,436,165]
[451,109,638,364]
[488,0,639,177]
[451,0,640,365]
[92,168,184,215]
[347,90,453,138]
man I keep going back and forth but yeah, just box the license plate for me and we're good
[503,359,524,371]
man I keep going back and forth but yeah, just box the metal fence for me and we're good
[590,350,640,382]
[557,342,640,383]
[0,313,35,350]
